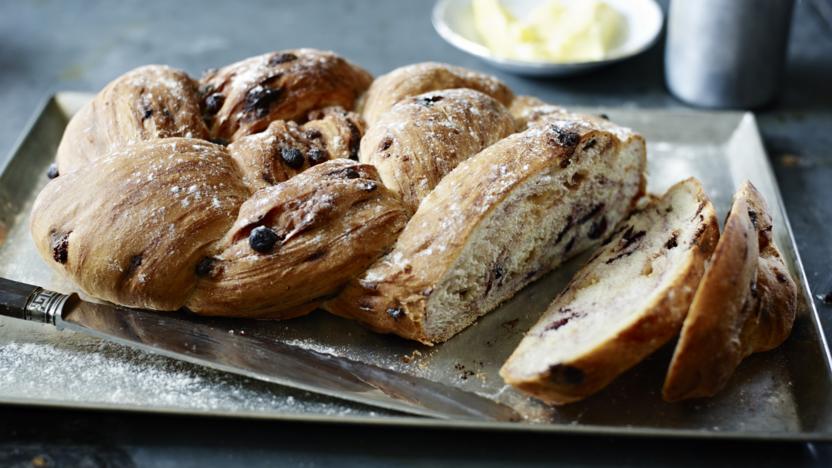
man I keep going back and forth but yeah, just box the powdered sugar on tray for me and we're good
[0,326,386,418]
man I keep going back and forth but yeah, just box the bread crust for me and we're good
[56,65,209,174]
[662,197,757,401]
[200,49,372,142]
[500,178,719,405]
[663,181,797,401]
[509,95,569,129]
[185,159,408,318]
[229,106,365,192]
[325,115,646,344]
[31,139,249,310]
[360,62,514,126]
[359,88,516,212]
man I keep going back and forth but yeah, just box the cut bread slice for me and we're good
[662,181,797,401]
[500,178,719,405]
[325,114,646,344]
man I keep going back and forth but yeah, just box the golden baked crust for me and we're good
[200,49,372,142]
[738,182,797,353]
[663,181,797,401]
[32,139,248,310]
[185,159,409,318]
[360,62,514,126]
[229,106,365,192]
[56,65,209,174]
[509,95,569,129]
[359,88,516,212]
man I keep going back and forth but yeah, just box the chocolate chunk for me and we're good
[304,129,322,140]
[204,93,225,115]
[126,254,143,275]
[579,203,605,224]
[774,270,788,284]
[747,209,759,228]
[141,105,153,121]
[588,217,607,239]
[379,136,393,151]
[195,257,217,277]
[307,148,328,166]
[548,364,585,386]
[268,52,298,66]
[46,163,59,179]
[598,113,610,120]
[822,292,832,305]
[583,139,597,151]
[486,264,505,294]
[249,226,281,253]
[243,86,283,120]
[387,307,405,320]
[555,216,574,244]
[281,147,305,169]
[417,95,444,106]
[552,127,581,148]
[493,265,504,281]
[344,168,360,179]
[545,308,583,332]
[605,250,635,265]
[50,232,70,264]
[346,119,362,160]
[619,226,646,251]
[665,233,679,249]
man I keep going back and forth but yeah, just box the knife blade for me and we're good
[0,277,521,421]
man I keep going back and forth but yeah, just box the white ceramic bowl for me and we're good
[432,0,664,77]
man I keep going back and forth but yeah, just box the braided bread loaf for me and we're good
[33,50,405,318]
[31,51,646,341]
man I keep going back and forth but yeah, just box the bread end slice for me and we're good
[662,181,797,402]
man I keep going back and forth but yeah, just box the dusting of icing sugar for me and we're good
[0,340,387,417]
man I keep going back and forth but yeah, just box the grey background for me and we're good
[1,0,831,466]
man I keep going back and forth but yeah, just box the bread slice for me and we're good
[662,181,797,401]
[325,114,646,344]
[500,178,719,405]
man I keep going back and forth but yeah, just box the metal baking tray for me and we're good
[1,92,830,440]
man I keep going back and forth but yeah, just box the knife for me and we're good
[0,277,521,422]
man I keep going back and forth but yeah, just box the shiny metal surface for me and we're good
[1,93,831,439]
[665,0,795,108]
[57,300,521,421]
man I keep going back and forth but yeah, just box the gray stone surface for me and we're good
[0,0,831,465]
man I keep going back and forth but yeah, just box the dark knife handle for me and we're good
[0,277,72,324]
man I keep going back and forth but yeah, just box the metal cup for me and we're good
[665,0,795,109]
